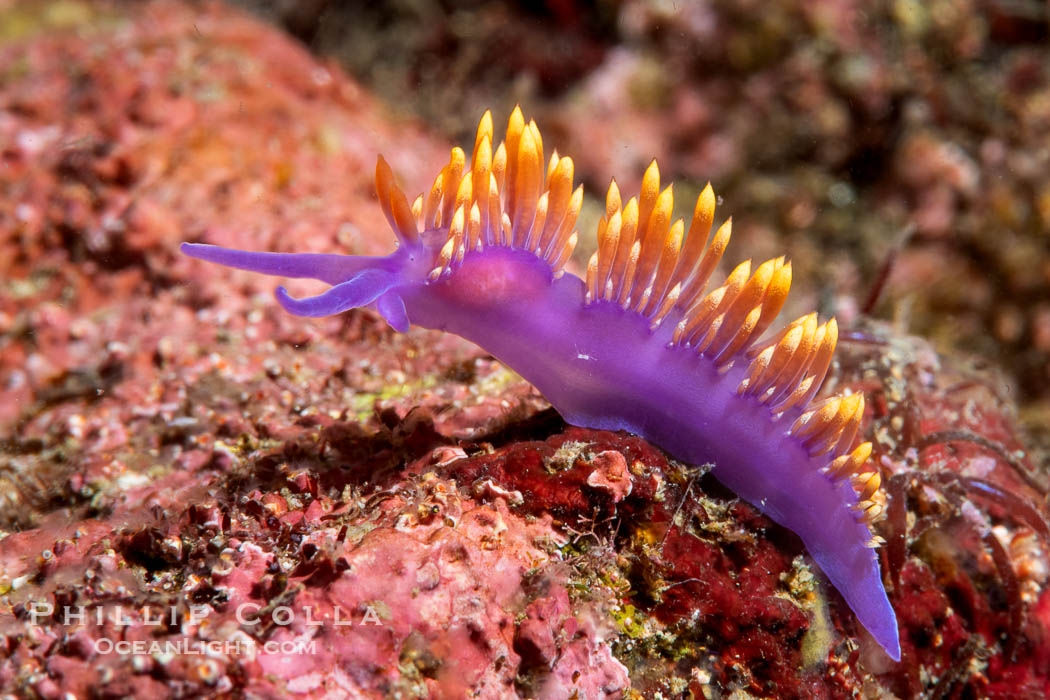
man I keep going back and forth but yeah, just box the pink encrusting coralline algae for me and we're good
[182,107,901,660]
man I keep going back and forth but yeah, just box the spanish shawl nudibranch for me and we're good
[182,107,900,660]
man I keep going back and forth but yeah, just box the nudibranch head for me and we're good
[181,106,898,661]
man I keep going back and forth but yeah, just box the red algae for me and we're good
[1,1,1048,698]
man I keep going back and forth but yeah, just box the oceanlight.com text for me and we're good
[92,638,316,656]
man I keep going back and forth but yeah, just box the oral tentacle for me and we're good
[274,269,396,317]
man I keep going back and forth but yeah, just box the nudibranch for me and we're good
[182,108,900,660]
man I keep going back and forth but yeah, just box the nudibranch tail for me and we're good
[180,106,900,661]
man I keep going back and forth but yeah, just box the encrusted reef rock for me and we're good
[1,2,1047,698]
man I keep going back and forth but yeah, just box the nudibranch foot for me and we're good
[376,292,410,333]
[181,107,901,661]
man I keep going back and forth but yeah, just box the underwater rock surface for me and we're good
[1,2,1048,698]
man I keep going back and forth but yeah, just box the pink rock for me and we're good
[585,450,633,502]
[540,637,630,700]
[515,584,572,667]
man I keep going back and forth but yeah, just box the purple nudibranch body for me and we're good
[182,107,900,661]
